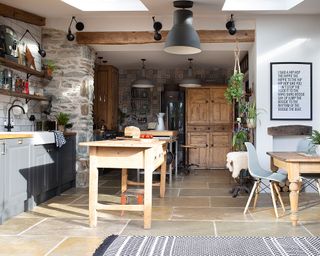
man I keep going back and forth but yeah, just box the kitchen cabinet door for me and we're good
[209,132,231,168]
[186,88,210,125]
[209,88,232,124]
[58,135,76,189]
[187,132,209,168]
[2,138,31,222]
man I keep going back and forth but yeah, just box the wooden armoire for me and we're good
[186,85,232,169]
[93,65,119,130]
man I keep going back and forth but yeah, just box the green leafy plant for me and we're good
[232,129,248,151]
[246,101,258,120]
[43,59,56,71]
[309,130,320,145]
[55,112,70,125]
[224,72,244,104]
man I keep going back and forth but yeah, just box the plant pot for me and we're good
[58,125,65,132]
[246,118,256,129]
[316,145,320,156]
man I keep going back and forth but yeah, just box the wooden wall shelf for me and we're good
[268,125,312,136]
[0,88,48,102]
[0,57,45,78]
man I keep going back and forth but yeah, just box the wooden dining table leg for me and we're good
[144,149,153,229]
[89,147,98,228]
[160,153,167,198]
[288,163,300,226]
[121,168,128,193]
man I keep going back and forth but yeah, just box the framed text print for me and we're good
[270,62,312,120]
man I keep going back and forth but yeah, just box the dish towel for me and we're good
[53,131,66,148]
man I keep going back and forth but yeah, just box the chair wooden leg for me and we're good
[253,180,261,210]
[270,182,279,218]
[316,179,320,196]
[244,180,258,215]
[273,182,285,213]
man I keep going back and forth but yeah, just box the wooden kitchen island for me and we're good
[79,139,167,229]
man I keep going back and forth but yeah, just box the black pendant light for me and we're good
[179,58,201,87]
[132,59,155,88]
[164,1,201,55]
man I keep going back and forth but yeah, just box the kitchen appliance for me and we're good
[0,25,18,61]
[161,90,185,162]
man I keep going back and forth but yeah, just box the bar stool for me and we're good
[180,144,206,175]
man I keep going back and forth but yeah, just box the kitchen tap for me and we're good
[4,104,26,132]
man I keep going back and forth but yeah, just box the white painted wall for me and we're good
[255,15,320,168]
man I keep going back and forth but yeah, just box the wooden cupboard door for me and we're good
[210,88,232,124]
[186,89,210,125]
[209,132,231,168]
[107,67,119,130]
[187,132,209,168]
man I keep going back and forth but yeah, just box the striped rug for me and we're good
[93,235,320,256]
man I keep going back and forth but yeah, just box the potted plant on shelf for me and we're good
[42,59,56,80]
[309,130,320,155]
[55,112,70,132]
[232,129,248,151]
[245,101,258,129]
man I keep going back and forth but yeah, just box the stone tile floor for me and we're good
[0,169,319,255]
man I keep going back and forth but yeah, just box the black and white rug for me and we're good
[93,235,320,256]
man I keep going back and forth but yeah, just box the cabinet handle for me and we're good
[211,144,213,147]
[104,95,106,102]
[99,96,102,102]
[206,144,208,147]
[1,142,6,155]
[206,100,209,103]
[207,127,210,130]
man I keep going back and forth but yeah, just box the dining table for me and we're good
[267,151,320,226]
[79,139,167,229]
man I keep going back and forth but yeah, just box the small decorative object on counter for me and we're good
[14,77,24,93]
[42,59,56,80]
[156,112,165,131]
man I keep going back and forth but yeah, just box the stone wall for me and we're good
[42,28,95,187]
[119,67,230,130]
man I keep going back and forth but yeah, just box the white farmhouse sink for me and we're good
[0,131,55,145]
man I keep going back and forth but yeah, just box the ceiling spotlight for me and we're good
[152,16,162,41]
[66,16,85,41]
[164,1,201,55]
[132,59,155,88]
[179,58,201,88]
[226,14,237,35]
[12,29,46,57]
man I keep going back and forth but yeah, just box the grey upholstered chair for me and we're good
[243,142,288,218]
[297,139,320,195]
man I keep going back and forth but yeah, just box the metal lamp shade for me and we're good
[132,78,155,88]
[179,77,201,87]
[164,9,201,55]
[132,65,154,88]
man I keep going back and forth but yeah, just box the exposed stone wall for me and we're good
[42,28,95,187]
[119,67,230,130]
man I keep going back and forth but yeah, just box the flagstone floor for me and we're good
[0,169,319,255]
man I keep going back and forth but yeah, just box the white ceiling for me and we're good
[2,0,320,69]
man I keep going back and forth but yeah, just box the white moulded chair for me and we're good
[243,142,288,218]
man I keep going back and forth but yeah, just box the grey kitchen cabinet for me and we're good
[58,135,76,190]
[30,143,58,207]
[0,138,31,224]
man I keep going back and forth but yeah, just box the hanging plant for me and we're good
[224,45,244,104]
[225,72,244,104]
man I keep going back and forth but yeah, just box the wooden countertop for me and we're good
[141,130,178,137]
[0,133,33,139]
[80,139,166,148]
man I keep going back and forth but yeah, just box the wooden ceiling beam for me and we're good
[76,30,255,45]
[0,3,46,26]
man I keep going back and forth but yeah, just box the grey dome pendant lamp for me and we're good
[179,58,201,88]
[164,1,201,55]
[132,59,155,88]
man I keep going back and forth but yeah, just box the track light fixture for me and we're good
[152,16,162,41]
[226,14,237,35]
[66,16,84,41]
[12,29,46,57]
